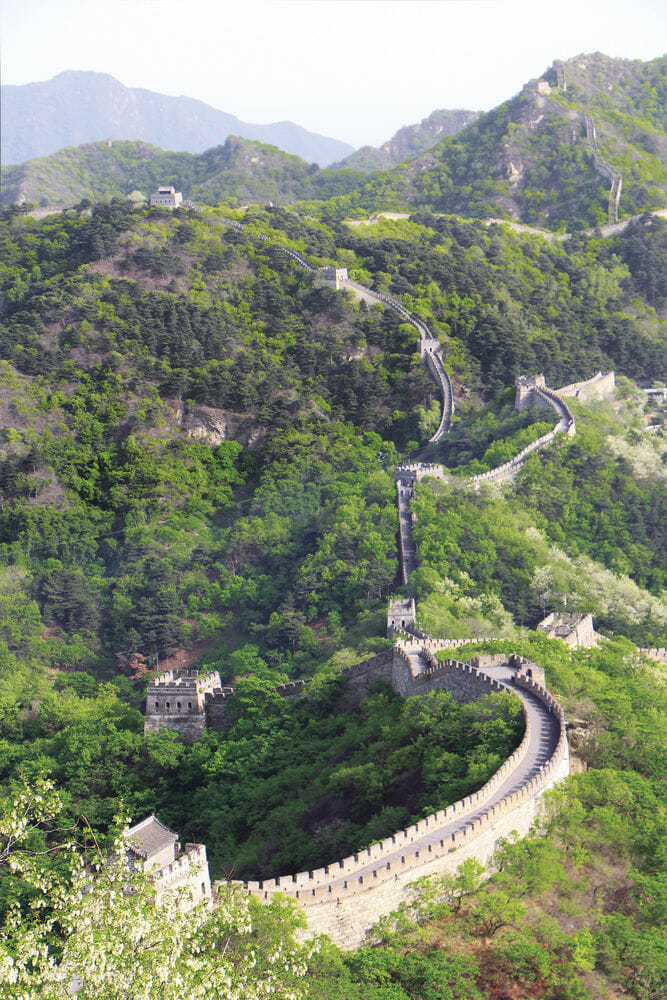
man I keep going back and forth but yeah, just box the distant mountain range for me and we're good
[2,55,665,232]
[1,70,355,167]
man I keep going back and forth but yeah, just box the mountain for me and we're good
[0,136,365,209]
[336,108,480,171]
[317,53,667,230]
[1,70,355,167]
[3,55,665,232]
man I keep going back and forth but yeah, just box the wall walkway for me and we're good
[228,656,568,949]
[215,216,455,442]
[584,113,623,224]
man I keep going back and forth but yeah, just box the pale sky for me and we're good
[1,0,665,148]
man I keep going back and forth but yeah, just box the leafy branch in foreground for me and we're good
[0,777,311,1000]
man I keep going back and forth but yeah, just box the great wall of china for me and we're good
[143,223,620,947]
[583,113,623,225]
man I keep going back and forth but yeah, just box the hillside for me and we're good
[0,202,664,673]
[0,199,665,999]
[0,136,366,209]
[1,70,354,166]
[337,108,480,172]
[310,53,667,229]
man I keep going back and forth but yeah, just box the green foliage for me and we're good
[410,394,666,642]
[304,54,666,230]
[0,777,311,999]
[0,675,523,883]
[0,183,664,1000]
[0,137,368,211]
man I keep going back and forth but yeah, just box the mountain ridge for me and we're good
[1,70,355,167]
[306,53,667,230]
[2,54,665,232]
[0,135,366,209]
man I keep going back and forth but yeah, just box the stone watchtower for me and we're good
[515,374,547,412]
[126,814,212,909]
[149,185,183,209]
[316,266,348,290]
[145,669,223,742]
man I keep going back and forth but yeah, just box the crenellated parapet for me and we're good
[141,218,578,948]
[224,656,569,949]
[145,652,400,740]
[555,370,615,402]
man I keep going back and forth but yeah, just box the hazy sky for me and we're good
[2,0,665,148]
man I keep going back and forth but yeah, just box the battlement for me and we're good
[316,266,348,289]
[145,668,223,741]
[555,370,615,402]
[126,816,212,911]
[222,663,569,949]
[537,612,597,649]
[148,668,221,693]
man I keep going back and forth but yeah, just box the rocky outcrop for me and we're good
[171,401,267,448]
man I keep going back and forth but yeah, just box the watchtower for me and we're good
[515,374,547,412]
[149,185,183,209]
[317,266,348,289]
[144,669,221,741]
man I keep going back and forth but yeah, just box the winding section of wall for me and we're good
[216,216,454,439]
[159,215,572,949]
[338,278,454,438]
[584,113,623,224]
[395,370,588,503]
[230,654,568,950]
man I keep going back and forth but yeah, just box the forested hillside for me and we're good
[0,136,366,210]
[0,202,664,677]
[0,196,665,999]
[336,108,480,172]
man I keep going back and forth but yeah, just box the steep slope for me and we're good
[337,108,480,172]
[313,54,667,230]
[0,136,366,209]
[1,70,354,167]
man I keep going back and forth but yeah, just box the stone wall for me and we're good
[145,652,399,739]
[638,646,667,663]
[338,276,453,441]
[470,427,560,486]
[142,224,576,948]
[225,665,569,949]
[396,481,417,584]
[395,370,585,493]
[537,612,597,649]
[155,843,212,910]
[424,350,454,440]
[555,370,615,401]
